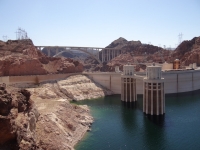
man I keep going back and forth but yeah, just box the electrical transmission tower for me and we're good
[15,27,29,40]
[178,33,183,45]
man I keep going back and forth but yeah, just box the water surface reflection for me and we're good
[75,92,200,150]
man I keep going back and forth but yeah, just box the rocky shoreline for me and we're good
[0,75,112,150]
[0,39,113,149]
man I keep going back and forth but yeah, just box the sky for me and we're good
[0,0,200,48]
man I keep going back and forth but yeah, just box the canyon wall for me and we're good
[0,87,39,150]
[1,74,112,149]
[0,39,83,76]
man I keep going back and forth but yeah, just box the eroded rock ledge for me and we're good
[57,75,113,100]
[1,75,111,149]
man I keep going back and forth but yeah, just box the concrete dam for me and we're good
[1,63,200,115]
[84,69,200,95]
[2,68,200,95]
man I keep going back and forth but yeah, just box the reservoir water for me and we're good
[74,91,200,150]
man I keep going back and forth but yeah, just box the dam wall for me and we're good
[1,70,200,95]
[84,72,144,94]
[84,72,122,94]
[84,70,200,94]
[163,70,200,93]
[3,73,78,84]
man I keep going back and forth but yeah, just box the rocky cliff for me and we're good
[2,75,112,149]
[170,36,200,66]
[57,75,112,100]
[0,39,83,76]
[0,85,39,150]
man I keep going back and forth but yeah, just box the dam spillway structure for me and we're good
[143,64,165,115]
[121,65,136,102]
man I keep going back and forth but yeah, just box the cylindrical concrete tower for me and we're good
[121,65,136,102]
[143,64,165,115]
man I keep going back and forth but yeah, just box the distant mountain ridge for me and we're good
[105,37,164,55]
[171,36,200,66]
[87,36,200,71]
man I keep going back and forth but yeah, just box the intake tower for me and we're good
[121,65,136,102]
[143,64,165,115]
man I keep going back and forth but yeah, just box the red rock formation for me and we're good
[0,85,39,149]
[105,37,162,55]
[0,39,83,76]
[97,53,134,72]
[90,37,167,72]
[170,37,200,66]
[89,36,200,72]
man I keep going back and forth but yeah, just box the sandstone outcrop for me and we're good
[0,39,83,76]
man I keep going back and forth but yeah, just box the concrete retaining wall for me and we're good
[2,73,78,84]
[84,70,200,94]
[1,70,200,95]
[163,70,200,94]
[84,72,121,94]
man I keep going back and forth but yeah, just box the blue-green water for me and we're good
[74,92,200,150]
